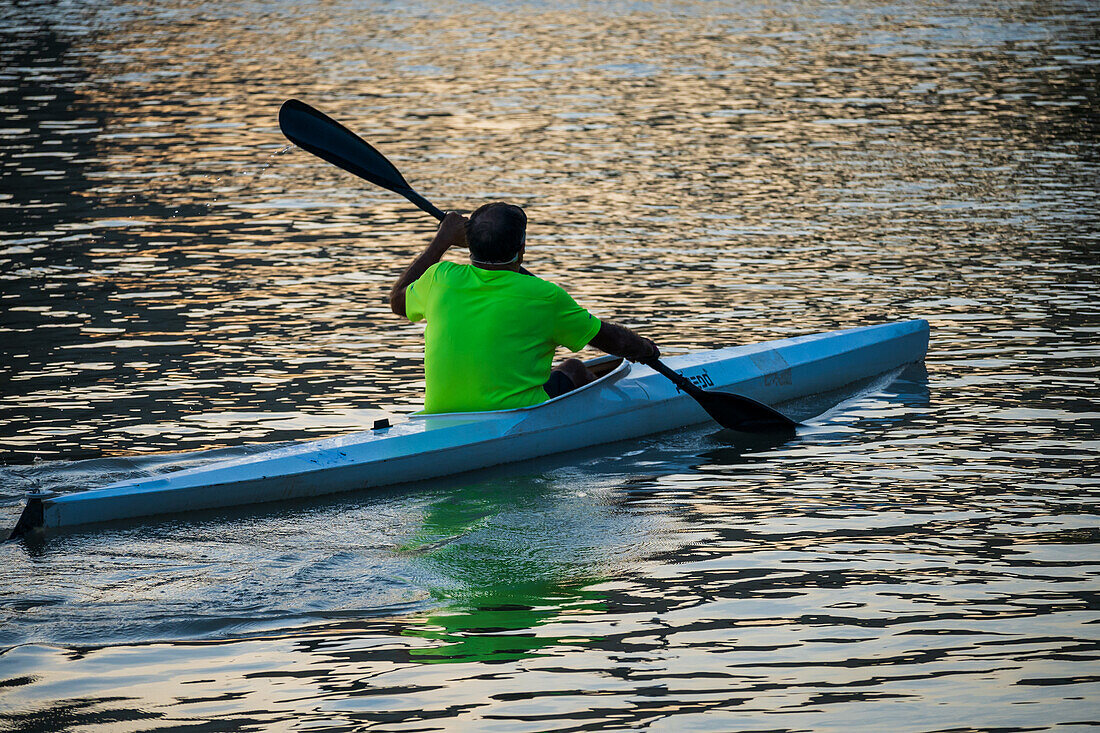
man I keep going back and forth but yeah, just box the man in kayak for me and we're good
[389,202,659,414]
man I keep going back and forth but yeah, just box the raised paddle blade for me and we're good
[278,99,446,220]
[644,357,799,433]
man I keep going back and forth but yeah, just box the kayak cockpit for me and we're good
[582,354,624,379]
[407,356,629,423]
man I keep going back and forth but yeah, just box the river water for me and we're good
[1,0,1097,730]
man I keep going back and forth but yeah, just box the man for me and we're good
[389,202,659,414]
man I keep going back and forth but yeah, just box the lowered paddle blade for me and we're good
[278,99,445,220]
[693,389,799,433]
[645,357,798,433]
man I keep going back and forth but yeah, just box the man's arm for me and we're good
[389,212,466,317]
[588,321,660,363]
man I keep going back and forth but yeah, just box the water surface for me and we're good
[1,0,1097,730]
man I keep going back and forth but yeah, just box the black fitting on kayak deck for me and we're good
[5,490,54,541]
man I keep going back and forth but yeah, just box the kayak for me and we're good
[7,319,929,537]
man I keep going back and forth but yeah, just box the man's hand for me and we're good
[435,211,467,251]
[623,335,660,363]
[389,211,467,317]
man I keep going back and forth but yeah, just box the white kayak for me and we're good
[7,319,929,537]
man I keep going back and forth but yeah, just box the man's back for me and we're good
[406,261,601,413]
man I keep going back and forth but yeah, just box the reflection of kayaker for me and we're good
[396,479,610,665]
[389,203,659,414]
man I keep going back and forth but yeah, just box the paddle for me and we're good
[643,358,800,432]
[278,98,445,221]
[278,98,798,433]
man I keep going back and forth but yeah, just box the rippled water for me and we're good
[1,0,1097,730]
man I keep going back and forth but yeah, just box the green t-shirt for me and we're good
[405,261,602,414]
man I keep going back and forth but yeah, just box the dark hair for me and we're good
[466,202,527,263]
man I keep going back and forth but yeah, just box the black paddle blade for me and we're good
[693,389,799,433]
[644,357,798,433]
[278,99,445,220]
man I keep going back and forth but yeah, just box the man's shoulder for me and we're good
[438,262,571,299]
[427,260,459,277]
[418,260,466,287]
[507,272,576,302]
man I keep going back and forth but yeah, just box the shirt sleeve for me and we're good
[404,262,440,322]
[552,286,602,351]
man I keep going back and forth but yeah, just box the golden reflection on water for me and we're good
[3,1,1094,460]
[0,2,1097,727]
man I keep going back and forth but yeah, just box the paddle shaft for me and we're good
[396,187,446,221]
[399,189,446,221]
[645,358,705,397]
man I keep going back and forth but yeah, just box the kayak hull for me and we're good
[10,320,929,535]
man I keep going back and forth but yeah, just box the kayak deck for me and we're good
[7,320,929,537]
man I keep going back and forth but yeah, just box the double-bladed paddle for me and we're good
[277,98,799,433]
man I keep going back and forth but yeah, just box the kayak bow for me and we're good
[7,320,928,538]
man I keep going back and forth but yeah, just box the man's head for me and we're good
[466,202,527,265]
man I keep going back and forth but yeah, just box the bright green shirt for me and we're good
[405,261,602,414]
